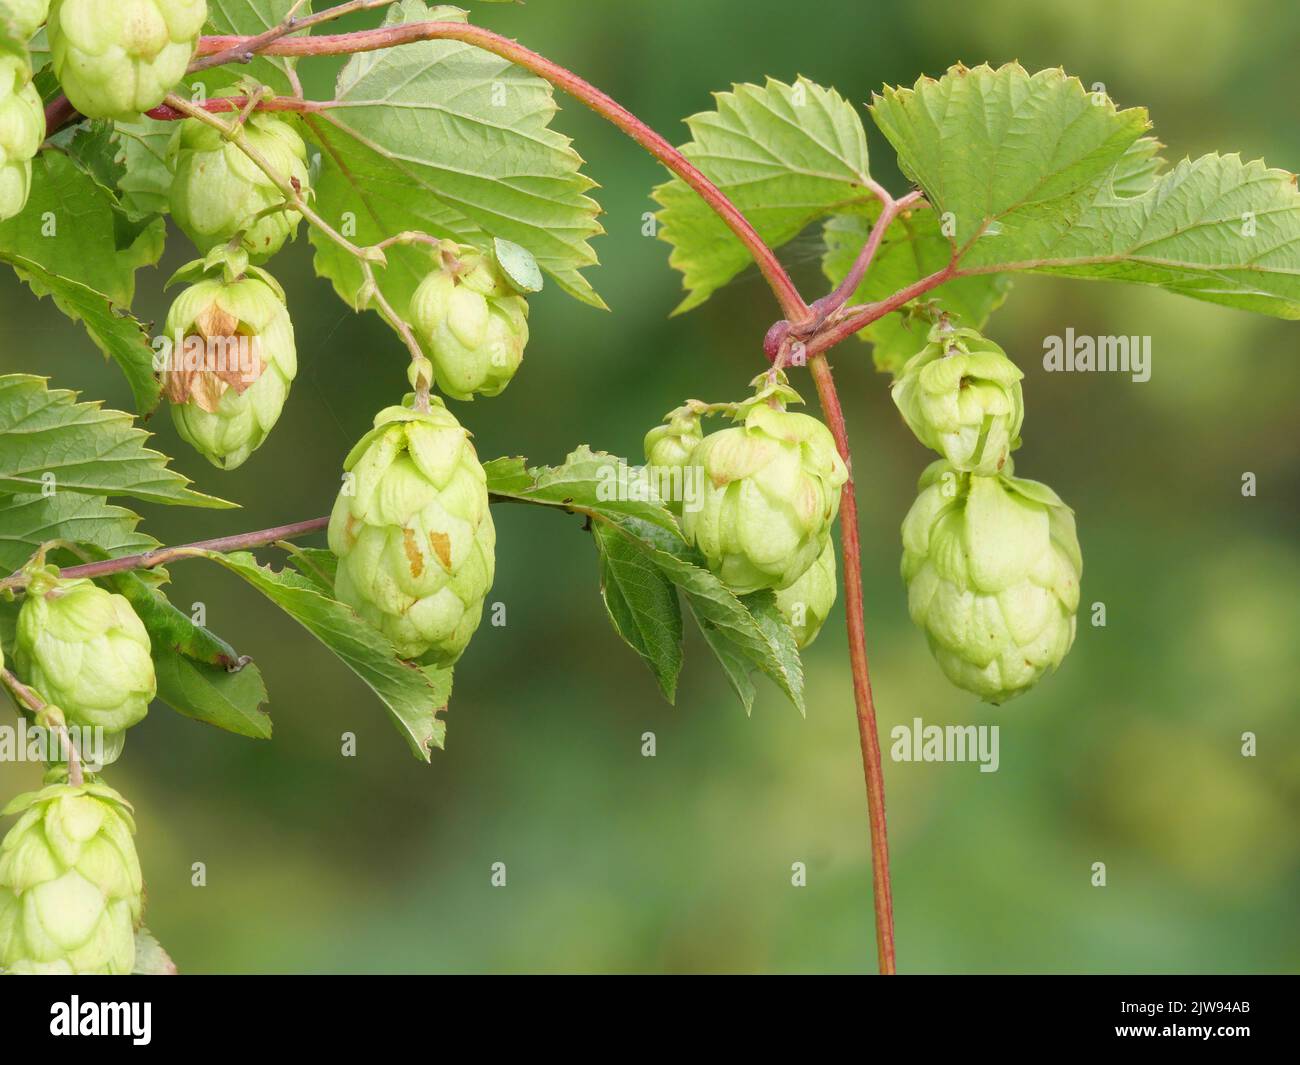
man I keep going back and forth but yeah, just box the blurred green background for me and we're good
[2,0,1298,973]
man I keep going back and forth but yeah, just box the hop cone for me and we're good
[15,570,155,741]
[901,460,1082,703]
[775,539,837,649]
[0,781,143,974]
[643,406,703,515]
[169,109,310,262]
[891,323,1024,475]
[2,0,50,40]
[161,269,297,470]
[329,402,496,663]
[682,399,847,594]
[0,54,43,222]
[48,0,208,121]
[408,241,530,401]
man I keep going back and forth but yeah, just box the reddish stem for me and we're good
[146,96,332,120]
[197,21,810,321]
[809,263,958,357]
[807,352,896,975]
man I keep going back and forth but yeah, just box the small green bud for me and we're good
[643,406,704,515]
[891,322,1024,475]
[408,241,530,401]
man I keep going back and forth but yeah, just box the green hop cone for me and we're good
[48,0,207,121]
[0,53,43,222]
[643,406,703,515]
[161,267,297,470]
[0,781,143,974]
[329,401,496,663]
[1,0,50,40]
[774,539,837,649]
[169,107,310,262]
[891,322,1024,475]
[682,383,848,595]
[15,570,155,742]
[901,460,1082,703]
[408,241,530,401]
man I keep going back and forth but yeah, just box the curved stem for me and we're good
[146,95,333,119]
[197,21,810,321]
[807,353,896,975]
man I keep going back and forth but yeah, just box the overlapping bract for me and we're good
[0,781,143,974]
[0,54,43,222]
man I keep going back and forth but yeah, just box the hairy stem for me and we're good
[146,95,334,119]
[196,20,810,321]
[1,669,83,786]
[188,0,393,75]
[808,353,897,975]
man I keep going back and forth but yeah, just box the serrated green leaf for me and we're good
[204,550,448,759]
[283,545,338,595]
[687,596,755,714]
[0,253,162,413]
[821,207,1012,373]
[653,76,874,313]
[305,1,603,316]
[0,375,233,507]
[0,152,165,306]
[0,491,158,571]
[870,64,1300,318]
[593,521,681,702]
[113,117,178,220]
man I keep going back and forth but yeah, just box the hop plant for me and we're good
[0,781,143,974]
[681,379,847,595]
[2,0,50,40]
[891,322,1024,475]
[161,260,298,470]
[643,405,704,514]
[169,107,310,262]
[14,569,156,750]
[329,401,496,663]
[0,54,43,222]
[901,460,1082,703]
[774,539,837,648]
[408,241,530,401]
[47,0,207,121]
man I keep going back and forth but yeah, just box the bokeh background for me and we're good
[2,0,1298,973]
